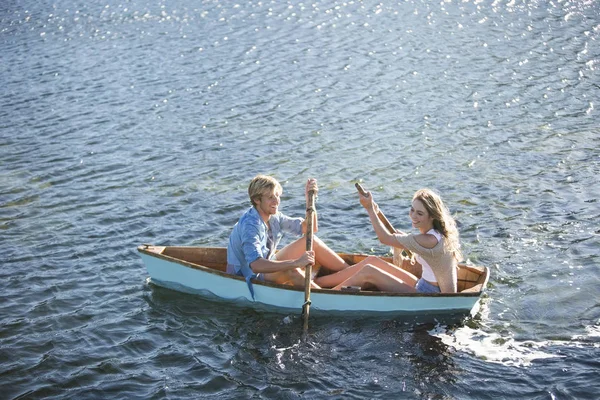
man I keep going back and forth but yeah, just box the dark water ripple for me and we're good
[2,0,600,398]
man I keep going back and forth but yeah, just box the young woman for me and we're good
[314,188,462,293]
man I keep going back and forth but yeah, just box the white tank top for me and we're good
[416,229,442,282]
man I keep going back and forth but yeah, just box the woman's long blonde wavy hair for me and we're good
[413,189,463,261]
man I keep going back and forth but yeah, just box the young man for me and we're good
[227,175,348,290]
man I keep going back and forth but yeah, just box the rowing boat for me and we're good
[137,245,489,316]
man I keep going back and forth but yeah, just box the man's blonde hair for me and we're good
[248,175,282,207]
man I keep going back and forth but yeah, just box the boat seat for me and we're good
[460,283,483,293]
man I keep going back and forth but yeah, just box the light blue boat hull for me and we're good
[138,246,488,316]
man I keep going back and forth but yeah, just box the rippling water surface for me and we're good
[1,0,599,398]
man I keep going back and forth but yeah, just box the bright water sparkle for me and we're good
[1,0,599,398]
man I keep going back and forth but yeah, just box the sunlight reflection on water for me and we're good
[1,0,599,398]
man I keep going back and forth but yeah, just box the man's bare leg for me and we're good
[275,236,349,272]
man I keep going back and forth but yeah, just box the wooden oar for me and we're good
[355,183,413,259]
[302,189,316,332]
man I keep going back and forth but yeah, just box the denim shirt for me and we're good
[227,206,303,280]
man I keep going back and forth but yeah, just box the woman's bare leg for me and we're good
[315,256,418,288]
[314,261,366,288]
[332,264,417,293]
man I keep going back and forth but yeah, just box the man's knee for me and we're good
[312,235,324,246]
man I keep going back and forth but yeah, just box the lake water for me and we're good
[1,0,599,398]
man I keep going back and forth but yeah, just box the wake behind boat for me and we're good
[138,245,489,316]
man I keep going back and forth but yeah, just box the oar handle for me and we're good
[355,183,413,260]
[302,189,316,332]
[355,183,396,234]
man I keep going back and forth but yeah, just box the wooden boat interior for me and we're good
[142,246,488,294]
